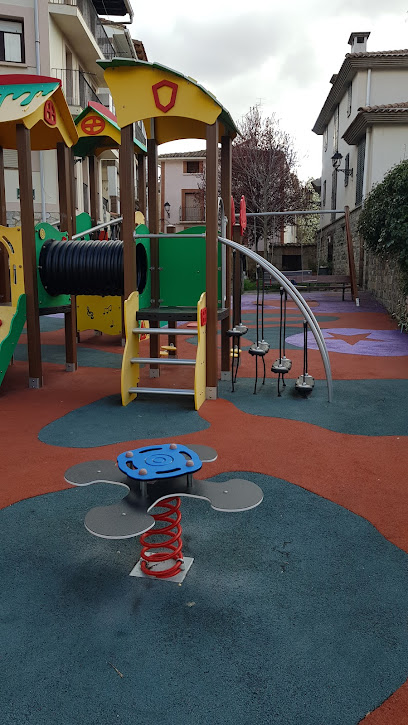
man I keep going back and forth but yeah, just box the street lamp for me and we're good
[331,151,353,177]
[164,201,171,218]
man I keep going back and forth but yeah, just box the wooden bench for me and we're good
[264,272,352,300]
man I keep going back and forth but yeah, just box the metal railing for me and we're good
[134,122,147,146]
[49,0,116,59]
[72,217,123,240]
[179,205,204,222]
[52,68,100,108]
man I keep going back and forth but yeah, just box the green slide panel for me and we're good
[0,294,26,386]
[35,223,71,310]
[135,224,151,309]
[159,226,222,307]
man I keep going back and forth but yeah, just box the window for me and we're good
[83,183,89,215]
[327,235,333,268]
[181,189,204,221]
[347,83,352,117]
[3,149,18,168]
[333,105,339,152]
[186,160,200,174]
[282,254,302,272]
[322,179,327,207]
[331,169,337,221]
[323,126,328,152]
[344,153,350,187]
[355,136,366,206]
[0,19,24,63]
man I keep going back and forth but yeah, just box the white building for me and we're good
[0,0,140,225]
[313,31,408,273]
[158,150,205,232]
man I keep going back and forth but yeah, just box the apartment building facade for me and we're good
[0,0,143,226]
[313,31,408,280]
[158,150,205,232]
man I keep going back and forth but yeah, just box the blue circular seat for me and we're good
[117,444,202,481]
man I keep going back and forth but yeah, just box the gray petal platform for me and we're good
[65,443,263,580]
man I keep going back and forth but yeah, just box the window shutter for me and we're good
[344,153,350,188]
[355,136,366,206]
[3,150,18,169]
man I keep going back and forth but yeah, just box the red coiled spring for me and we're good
[140,497,183,578]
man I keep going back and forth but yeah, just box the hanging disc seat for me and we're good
[227,249,248,392]
[248,265,269,394]
[271,287,292,396]
[295,320,315,395]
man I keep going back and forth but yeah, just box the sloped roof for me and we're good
[343,102,408,144]
[133,40,148,62]
[158,150,206,159]
[74,101,146,157]
[0,74,78,149]
[313,51,408,135]
[357,101,408,112]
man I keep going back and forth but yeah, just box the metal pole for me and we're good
[244,210,345,217]
[72,216,123,240]
[34,0,46,223]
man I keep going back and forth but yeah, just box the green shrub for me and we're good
[358,160,408,288]
[243,278,257,291]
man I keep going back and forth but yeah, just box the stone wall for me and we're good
[365,251,408,327]
[318,208,362,278]
[246,243,317,279]
[319,208,407,326]
[6,211,60,227]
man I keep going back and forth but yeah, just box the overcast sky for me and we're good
[130,2,408,181]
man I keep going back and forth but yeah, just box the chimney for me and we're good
[348,32,370,54]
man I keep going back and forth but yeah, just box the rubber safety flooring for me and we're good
[1,290,407,725]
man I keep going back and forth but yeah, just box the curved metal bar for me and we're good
[218,236,333,402]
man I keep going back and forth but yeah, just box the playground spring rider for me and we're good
[65,443,263,582]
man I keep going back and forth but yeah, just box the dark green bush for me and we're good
[358,160,408,282]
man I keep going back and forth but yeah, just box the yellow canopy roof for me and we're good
[74,101,147,157]
[97,59,238,144]
[0,75,78,150]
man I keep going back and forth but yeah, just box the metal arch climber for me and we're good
[218,235,334,402]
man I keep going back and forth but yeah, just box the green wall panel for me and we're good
[159,226,222,307]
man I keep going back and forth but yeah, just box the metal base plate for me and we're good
[220,371,230,381]
[65,363,77,372]
[149,369,160,378]
[129,556,194,583]
[29,377,42,389]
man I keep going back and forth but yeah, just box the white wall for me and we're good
[0,1,37,74]
[320,69,369,219]
[370,125,408,187]
[161,158,204,228]
[369,69,408,106]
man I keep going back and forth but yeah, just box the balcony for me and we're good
[134,122,147,147]
[179,205,205,223]
[49,0,116,82]
[53,68,101,111]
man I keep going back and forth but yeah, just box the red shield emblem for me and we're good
[152,80,178,113]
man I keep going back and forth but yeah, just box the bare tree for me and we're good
[231,105,310,258]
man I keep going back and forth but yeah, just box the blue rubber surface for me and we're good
[15,343,123,368]
[218,378,408,436]
[1,472,407,725]
[39,394,209,448]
